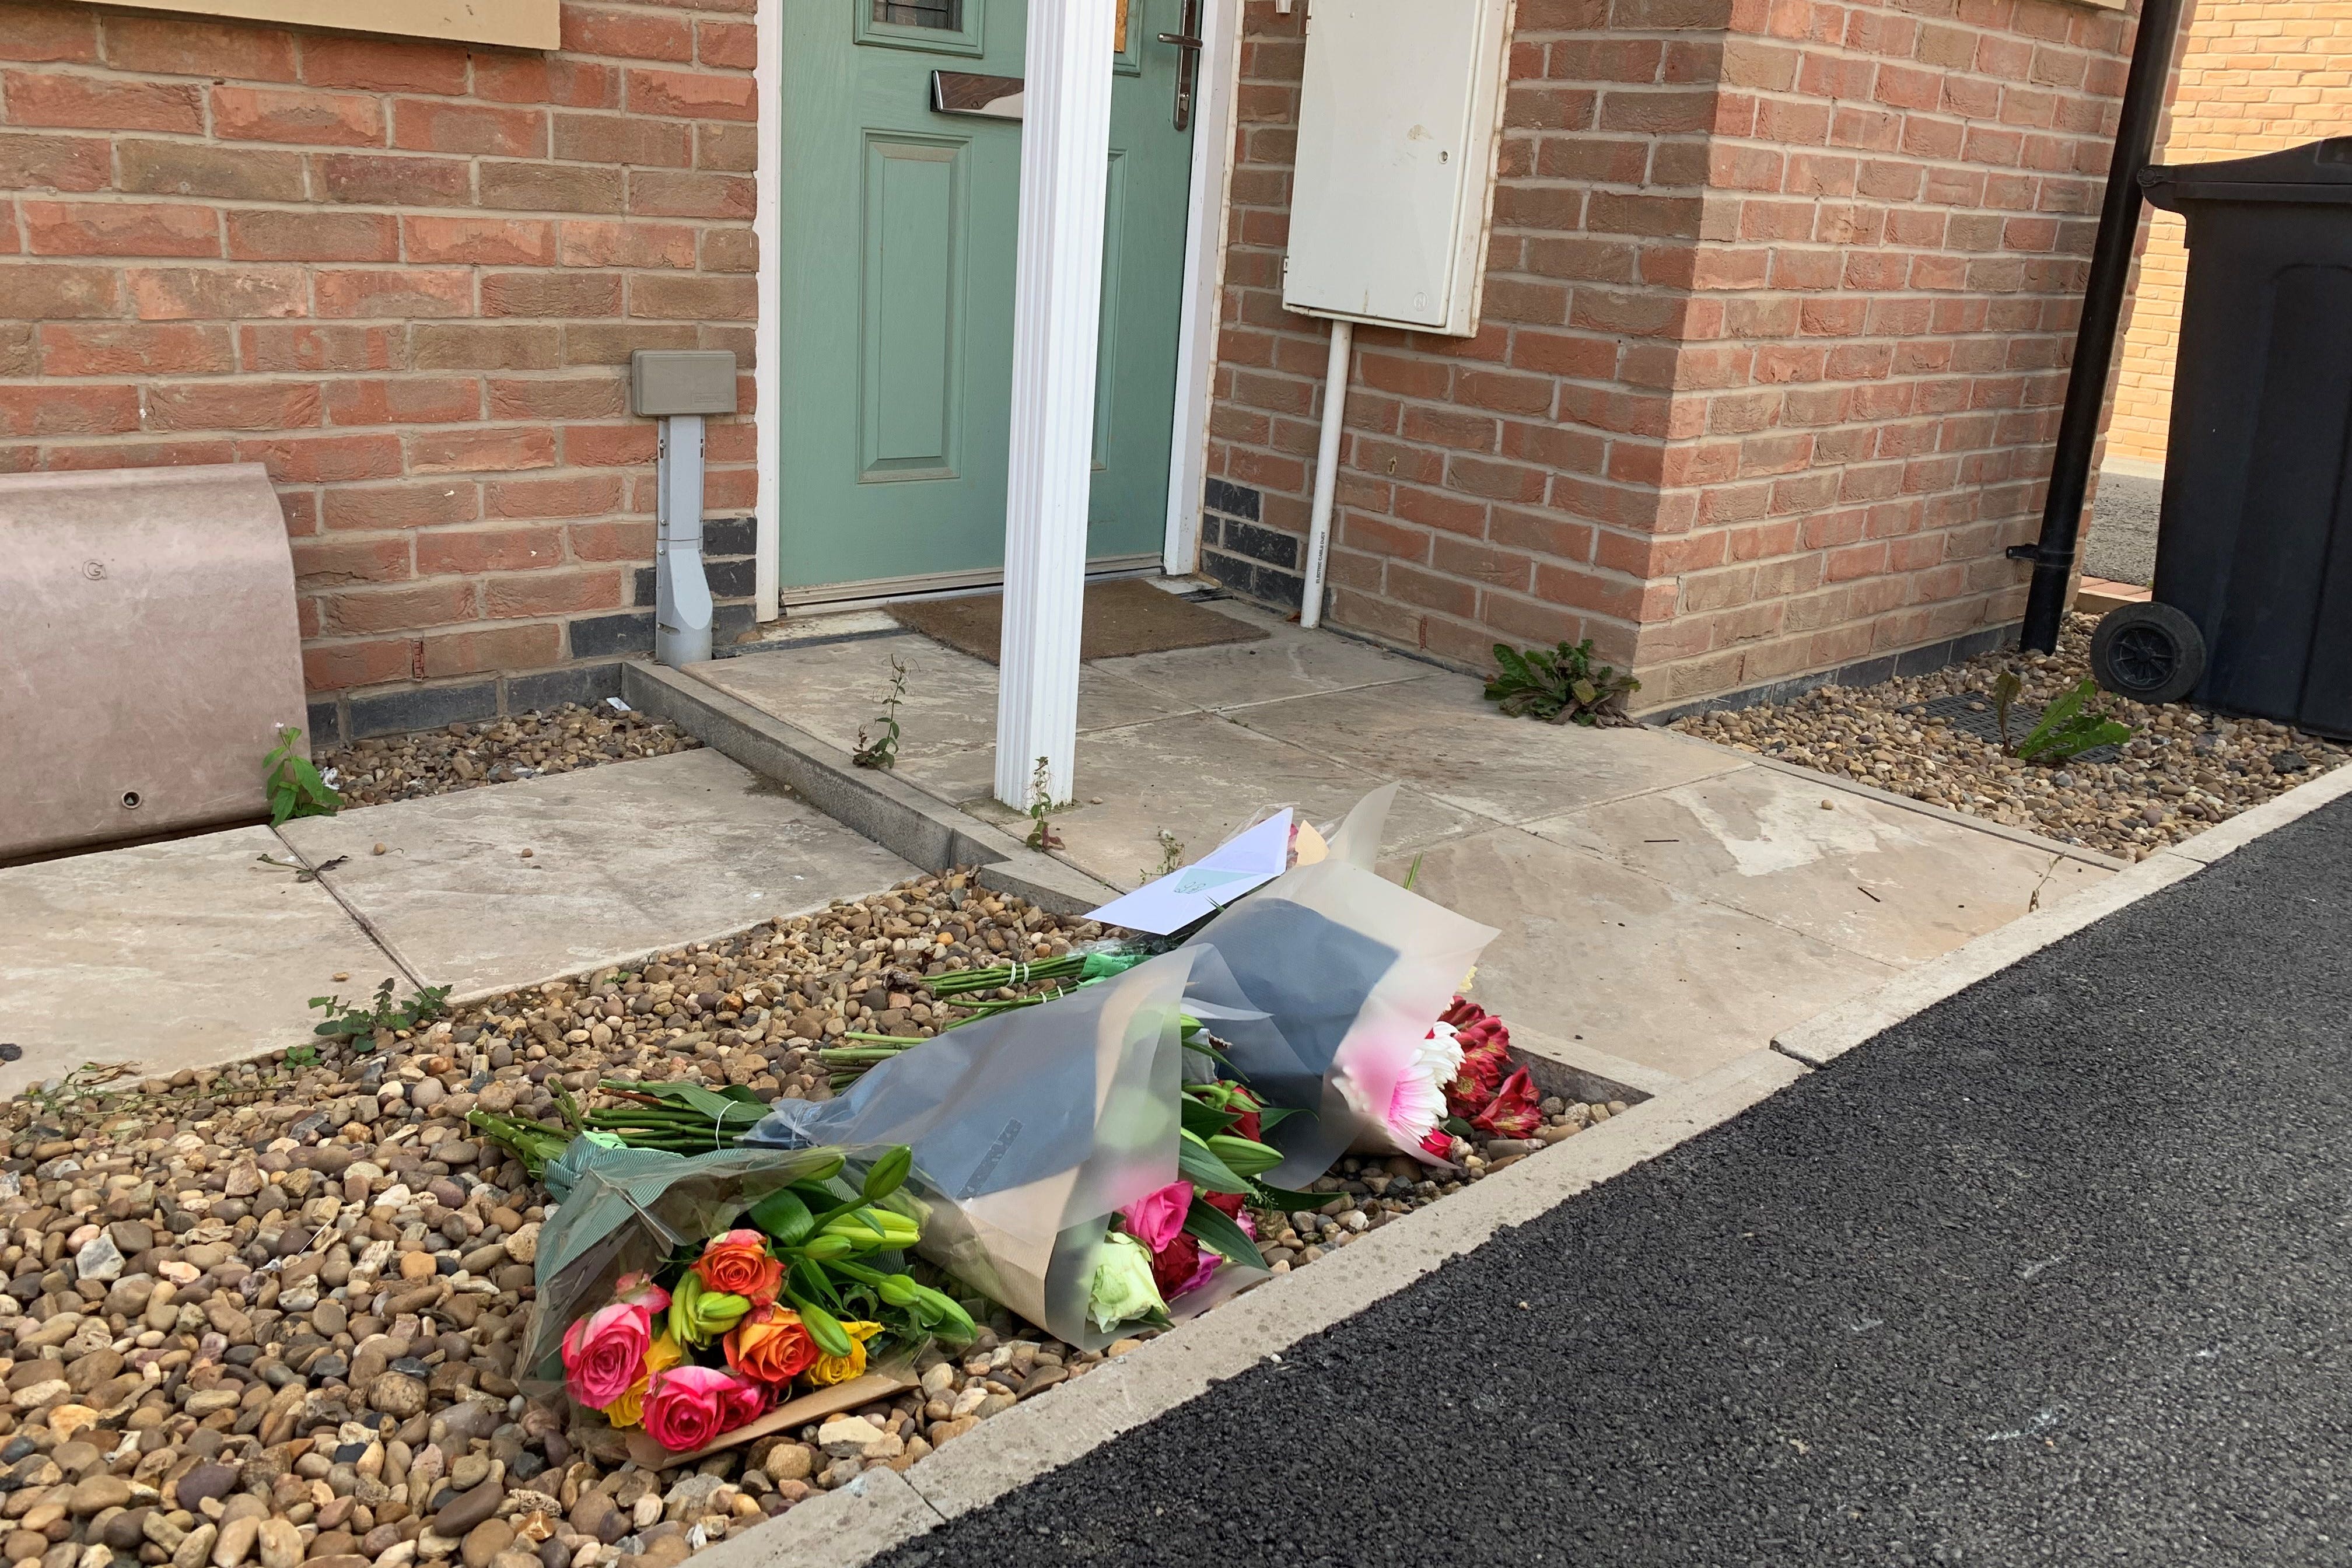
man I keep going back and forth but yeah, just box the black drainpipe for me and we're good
[2013,0,2192,653]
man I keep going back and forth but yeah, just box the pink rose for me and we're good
[1118,1180,1194,1252]
[561,1302,650,1410]
[614,1272,671,1317]
[641,1364,769,1453]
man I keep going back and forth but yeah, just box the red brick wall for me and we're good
[1198,0,2137,709]
[0,0,759,738]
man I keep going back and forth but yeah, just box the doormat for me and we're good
[887,578,1270,663]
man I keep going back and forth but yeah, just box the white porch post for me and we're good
[994,0,1116,812]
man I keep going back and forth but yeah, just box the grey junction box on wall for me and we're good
[630,349,739,418]
[1280,0,1517,338]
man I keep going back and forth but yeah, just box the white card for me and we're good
[1084,809,1294,935]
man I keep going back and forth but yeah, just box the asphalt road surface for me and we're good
[878,792,2352,1567]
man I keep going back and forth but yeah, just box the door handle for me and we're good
[1158,0,1202,131]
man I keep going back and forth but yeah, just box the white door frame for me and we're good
[750,0,1245,624]
[751,0,784,624]
[1160,0,1244,578]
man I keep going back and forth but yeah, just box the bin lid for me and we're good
[2143,138,2352,211]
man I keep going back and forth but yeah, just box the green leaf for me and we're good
[1247,1181,1342,1213]
[748,1188,815,1246]
[789,1256,844,1314]
[1177,1131,1251,1195]
[1180,1098,1240,1139]
[1251,1105,1301,1132]
[1181,1196,1264,1275]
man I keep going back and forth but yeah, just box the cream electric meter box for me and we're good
[1280,0,1515,337]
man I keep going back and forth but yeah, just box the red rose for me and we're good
[1224,1084,1264,1143]
[1472,1067,1541,1138]
[1201,1191,1248,1220]
[1147,1233,1202,1297]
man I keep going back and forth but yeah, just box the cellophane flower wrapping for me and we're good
[742,949,1203,1350]
[1182,786,1501,1182]
[518,1141,852,1401]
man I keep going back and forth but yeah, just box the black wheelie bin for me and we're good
[2095,138,2352,736]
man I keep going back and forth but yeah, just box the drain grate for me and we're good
[1909,691,2123,765]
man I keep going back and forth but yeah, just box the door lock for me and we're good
[1158,0,1203,131]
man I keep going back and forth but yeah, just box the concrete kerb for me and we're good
[1772,758,2352,1068]
[620,662,1121,918]
[687,1048,1813,1568]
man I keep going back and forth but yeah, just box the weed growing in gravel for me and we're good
[263,725,342,826]
[309,975,453,1045]
[1144,828,1184,881]
[852,654,909,771]
[1485,639,1640,726]
[1996,671,2134,762]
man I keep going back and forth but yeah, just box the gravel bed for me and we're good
[1670,614,2348,860]
[0,874,1602,1568]
[317,708,698,810]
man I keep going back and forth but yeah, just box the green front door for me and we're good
[779,1,1198,596]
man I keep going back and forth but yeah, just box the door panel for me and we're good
[861,134,966,479]
[780,0,1196,594]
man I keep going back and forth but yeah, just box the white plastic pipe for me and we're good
[654,412,712,667]
[994,0,1118,811]
[1300,317,1352,631]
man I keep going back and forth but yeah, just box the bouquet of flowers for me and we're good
[521,1140,973,1461]
[746,950,1341,1348]
[1179,786,1503,1181]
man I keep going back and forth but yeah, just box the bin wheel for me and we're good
[2090,601,2206,705]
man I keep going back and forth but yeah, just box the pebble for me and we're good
[318,705,699,808]
[433,1480,506,1538]
[1671,612,2347,861]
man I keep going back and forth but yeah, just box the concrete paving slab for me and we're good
[1527,765,2115,967]
[0,824,390,1094]
[278,749,915,999]
[1393,825,1902,1082]
[692,638,1188,761]
[946,711,1486,892]
[1224,676,1748,825]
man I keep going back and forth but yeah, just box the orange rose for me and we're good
[692,1229,783,1306]
[724,1304,820,1386]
